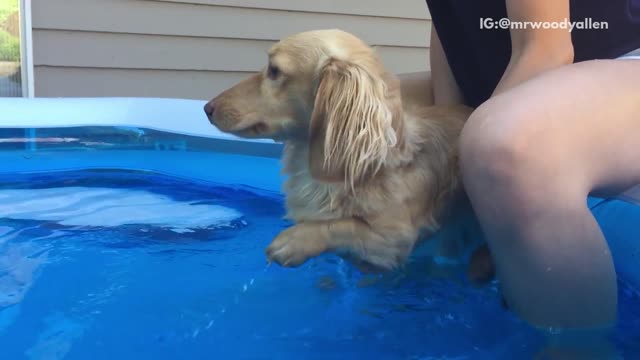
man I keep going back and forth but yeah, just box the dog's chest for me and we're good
[283,173,349,221]
[280,143,392,222]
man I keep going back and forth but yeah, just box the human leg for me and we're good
[459,59,640,329]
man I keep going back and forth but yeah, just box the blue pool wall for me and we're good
[0,97,284,192]
[0,97,638,290]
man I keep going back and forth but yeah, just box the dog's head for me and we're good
[205,29,404,186]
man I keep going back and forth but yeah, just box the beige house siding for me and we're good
[32,0,432,99]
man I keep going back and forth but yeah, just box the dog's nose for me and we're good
[203,101,215,118]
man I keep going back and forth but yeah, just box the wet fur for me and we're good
[205,29,491,273]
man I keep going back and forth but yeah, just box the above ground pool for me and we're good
[0,98,639,359]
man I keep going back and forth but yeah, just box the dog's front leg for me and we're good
[265,221,333,267]
[266,217,417,270]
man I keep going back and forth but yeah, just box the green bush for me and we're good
[0,1,19,22]
[0,1,20,61]
[0,29,19,61]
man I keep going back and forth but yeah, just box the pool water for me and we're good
[1,170,639,360]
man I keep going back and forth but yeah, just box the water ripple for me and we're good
[0,187,243,232]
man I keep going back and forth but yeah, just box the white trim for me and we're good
[0,97,278,145]
[19,0,34,98]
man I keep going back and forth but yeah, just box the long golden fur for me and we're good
[205,29,489,273]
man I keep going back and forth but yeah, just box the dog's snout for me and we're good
[203,101,215,118]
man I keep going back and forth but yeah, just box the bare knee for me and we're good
[459,101,584,211]
[460,103,535,193]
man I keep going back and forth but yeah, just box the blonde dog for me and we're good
[204,29,491,275]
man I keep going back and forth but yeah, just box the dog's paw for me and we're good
[265,224,327,267]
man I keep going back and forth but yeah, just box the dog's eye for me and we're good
[267,65,280,80]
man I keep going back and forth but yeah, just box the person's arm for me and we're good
[429,24,464,105]
[397,24,463,107]
[492,0,574,96]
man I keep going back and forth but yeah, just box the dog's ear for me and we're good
[308,58,403,188]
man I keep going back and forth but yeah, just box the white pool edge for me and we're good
[0,97,277,145]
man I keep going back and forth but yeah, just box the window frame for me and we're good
[19,0,33,97]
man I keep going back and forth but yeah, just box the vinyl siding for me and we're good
[32,0,432,99]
